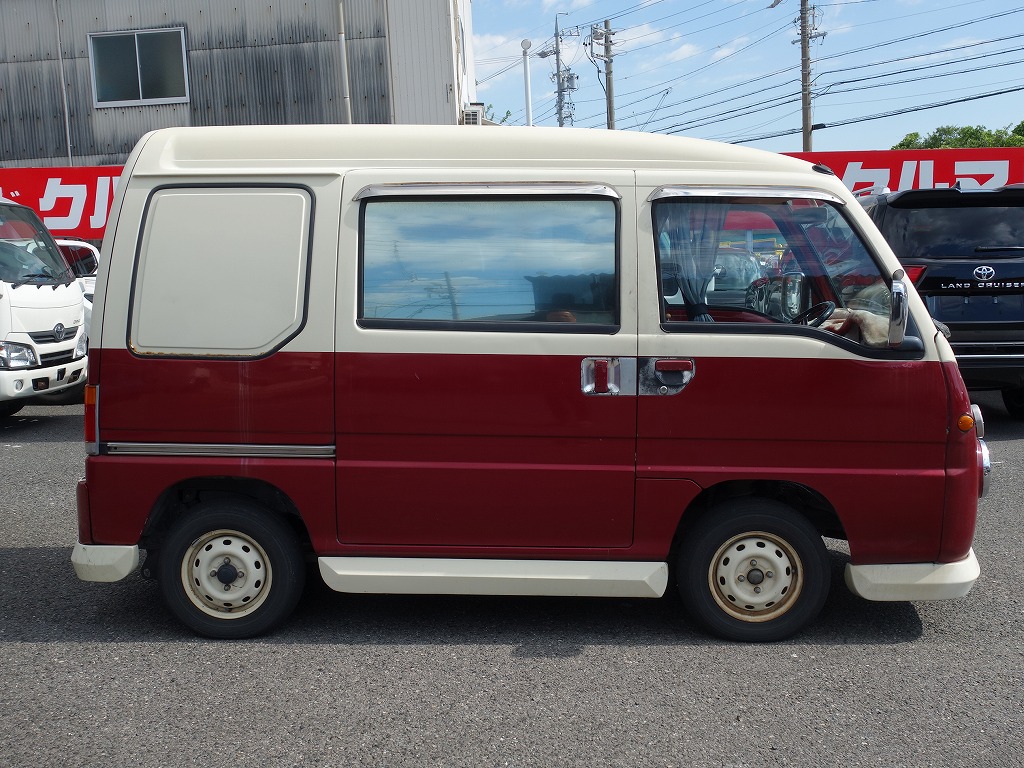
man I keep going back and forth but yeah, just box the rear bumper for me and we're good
[844,548,979,601]
[71,542,139,582]
[954,352,1024,389]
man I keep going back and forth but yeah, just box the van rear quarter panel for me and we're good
[85,455,335,548]
[85,172,341,544]
[94,172,340,443]
[95,349,333,444]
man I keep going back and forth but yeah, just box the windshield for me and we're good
[0,203,72,286]
[881,203,1024,260]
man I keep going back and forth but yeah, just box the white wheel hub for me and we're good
[709,531,804,622]
[181,529,273,619]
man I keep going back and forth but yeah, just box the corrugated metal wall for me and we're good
[344,0,392,125]
[1,0,470,167]
[387,1,456,125]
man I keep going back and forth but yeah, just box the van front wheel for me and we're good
[157,502,305,639]
[677,499,830,642]
[0,402,24,419]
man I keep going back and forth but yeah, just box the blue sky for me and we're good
[470,0,1024,153]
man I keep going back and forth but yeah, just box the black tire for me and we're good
[676,498,830,642]
[0,402,25,419]
[1002,387,1024,419]
[157,501,306,639]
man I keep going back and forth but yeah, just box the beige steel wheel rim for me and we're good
[180,528,273,619]
[708,530,804,623]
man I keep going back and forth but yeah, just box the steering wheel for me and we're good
[791,300,836,327]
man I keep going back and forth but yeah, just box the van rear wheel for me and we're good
[157,501,305,639]
[677,499,830,642]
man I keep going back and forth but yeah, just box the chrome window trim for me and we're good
[354,182,622,201]
[105,443,335,458]
[647,186,845,204]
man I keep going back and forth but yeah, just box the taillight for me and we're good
[84,384,98,454]
[903,264,927,284]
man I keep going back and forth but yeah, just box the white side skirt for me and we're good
[844,548,980,601]
[318,557,669,598]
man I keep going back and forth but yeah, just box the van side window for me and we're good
[653,195,892,347]
[130,186,312,357]
[360,197,618,329]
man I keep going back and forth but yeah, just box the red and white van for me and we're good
[71,125,989,641]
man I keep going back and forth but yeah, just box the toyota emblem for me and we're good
[53,323,66,342]
[974,265,996,281]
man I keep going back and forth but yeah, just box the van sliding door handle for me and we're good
[594,359,609,393]
[581,358,638,396]
[582,357,619,395]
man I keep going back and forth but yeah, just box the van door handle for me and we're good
[639,357,696,395]
[655,358,693,374]
[581,358,638,396]
[582,357,618,395]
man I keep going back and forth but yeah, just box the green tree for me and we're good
[485,104,511,125]
[892,124,1024,149]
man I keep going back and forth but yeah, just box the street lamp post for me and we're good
[522,39,533,126]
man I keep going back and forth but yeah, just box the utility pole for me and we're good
[554,17,564,127]
[544,15,578,127]
[591,20,616,129]
[796,0,825,150]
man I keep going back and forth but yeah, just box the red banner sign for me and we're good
[788,148,1024,194]
[2,148,1023,240]
[0,166,123,240]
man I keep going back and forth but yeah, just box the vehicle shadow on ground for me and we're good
[0,407,84,444]
[1,545,924,651]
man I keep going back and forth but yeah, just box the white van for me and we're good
[72,125,989,642]
[0,197,88,418]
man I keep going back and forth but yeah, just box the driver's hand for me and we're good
[821,308,888,347]
[820,308,854,335]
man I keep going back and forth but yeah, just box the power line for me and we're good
[730,85,1024,144]
[656,46,1024,135]
[617,29,1024,133]
[614,9,1022,116]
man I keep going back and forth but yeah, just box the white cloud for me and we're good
[711,37,750,62]
[541,0,592,13]
[667,41,702,63]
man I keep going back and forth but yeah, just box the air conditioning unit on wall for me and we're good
[462,104,485,125]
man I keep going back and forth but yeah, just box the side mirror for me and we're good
[888,278,908,348]
[71,256,98,278]
[58,243,99,278]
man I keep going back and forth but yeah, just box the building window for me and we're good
[89,29,189,107]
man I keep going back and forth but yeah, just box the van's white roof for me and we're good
[131,124,817,176]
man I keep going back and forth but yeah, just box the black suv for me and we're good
[860,184,1024,416]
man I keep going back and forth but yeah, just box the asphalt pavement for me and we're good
[1,396,1021,767]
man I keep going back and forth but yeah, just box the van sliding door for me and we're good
[334,176,639,551]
